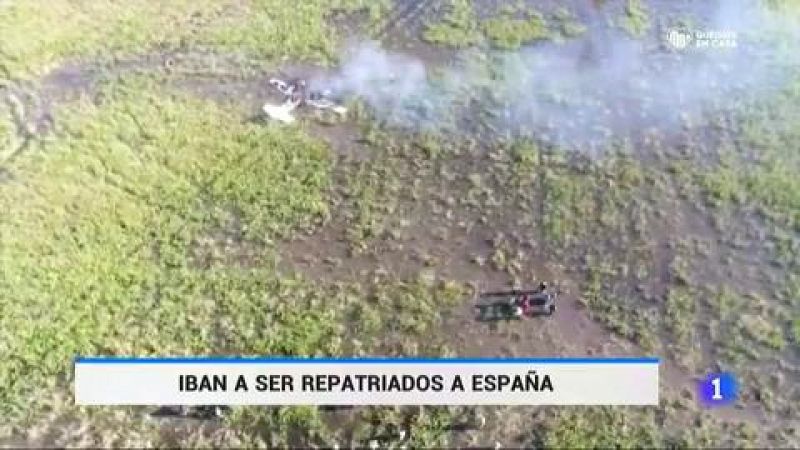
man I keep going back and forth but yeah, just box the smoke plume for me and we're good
[312,0,800,152]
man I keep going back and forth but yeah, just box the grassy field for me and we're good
[0,78,329,412]
[422,1,584,49]
[422,0,483,48]
[1,0,799,447]
[0,0,385,79]
[0,77,467,445]
[481,10,550,50]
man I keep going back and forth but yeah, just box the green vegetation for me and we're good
[709,287,755,364]
[540,151,643,247]
[509,139,539,186]
[341,158,402,253]
[404,407,453,448]
[618,0,651,38]
[0,73,467,439]
[706,285,792,375]
[2,0,799,446]
[580,257,659,351]
[6,274,464,446]
[217,279,464,446]
[664,287,696,350]
[704,156,800,230]
[740,314,785,350]
[676,71,800,424]
[544,408,661,448]
[697,76,800,366]
[351,406,454,448]
[0,78,332,416]
[0,0,381,79]
[553,8,587,39]
[0,102,11,157]
[543,406,761,448]
[764,0,800,17]
[423,3,583,49]
[482,11,550,50]
[0,0,230,78]
[204,0,386,64]
[540,160,596,246]
[422,0,482,48]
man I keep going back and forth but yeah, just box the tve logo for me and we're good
[698,372,738,407]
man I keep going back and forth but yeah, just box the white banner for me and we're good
[74,357,659,406]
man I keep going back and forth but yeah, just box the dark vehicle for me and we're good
[151,405,230,420]
[474,285,557,321]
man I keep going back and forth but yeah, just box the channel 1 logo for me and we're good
[698,372,738,407]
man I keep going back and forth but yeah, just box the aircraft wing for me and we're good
[263,103,296,124]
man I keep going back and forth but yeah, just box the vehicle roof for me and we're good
[480,289,542,297]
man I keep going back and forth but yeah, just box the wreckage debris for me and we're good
[262,77,348,124]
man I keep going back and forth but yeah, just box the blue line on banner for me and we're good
[75,356,660,364]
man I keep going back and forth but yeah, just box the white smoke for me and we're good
[315,43,436,125]
[313,0,800,152]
